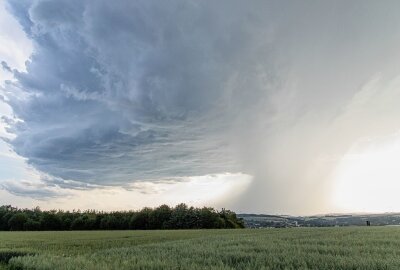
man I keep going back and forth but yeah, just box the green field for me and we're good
[1,227,400,269]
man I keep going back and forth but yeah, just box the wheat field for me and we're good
[1,227,400,269]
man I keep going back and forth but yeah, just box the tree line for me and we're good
[0,204,244,231]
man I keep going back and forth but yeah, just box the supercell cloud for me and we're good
[2,0,400,213]
[3,0,276,185]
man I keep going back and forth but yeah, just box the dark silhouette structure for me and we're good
[366,220,371,226]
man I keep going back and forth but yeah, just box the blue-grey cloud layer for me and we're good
[3,0,278,186]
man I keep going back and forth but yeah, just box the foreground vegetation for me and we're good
[0,204,243,231]
[1,227,400,269]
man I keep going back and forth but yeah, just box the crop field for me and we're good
[1,227,400,269]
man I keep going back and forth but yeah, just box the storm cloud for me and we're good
[3,0,278,185]
[3,0,400,213]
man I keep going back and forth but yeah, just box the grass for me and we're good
[1,227,400,269]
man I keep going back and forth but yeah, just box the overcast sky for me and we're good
[1,0,400,215]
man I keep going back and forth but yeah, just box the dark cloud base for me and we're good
[3,0,276,187]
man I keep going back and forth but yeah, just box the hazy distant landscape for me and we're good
[240,213,400,228]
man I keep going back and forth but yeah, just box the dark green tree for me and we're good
[130,208,151,230]
[0,204,244,231]
[8,213,27,231]
[149,205,172,229]
[40,212,61,230]
[24,218,41,231]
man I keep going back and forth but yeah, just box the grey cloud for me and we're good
[41,175,101,190]
[125,179,186,195]
[1,61,12,73]
[4,0,400,214]
[4,0,33,36]
[1,116,14,126]
[1,180,67,199]
[4,0,274,186]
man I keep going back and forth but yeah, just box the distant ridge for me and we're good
[238,213,400,228]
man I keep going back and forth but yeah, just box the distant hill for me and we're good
[238,213,400,228]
